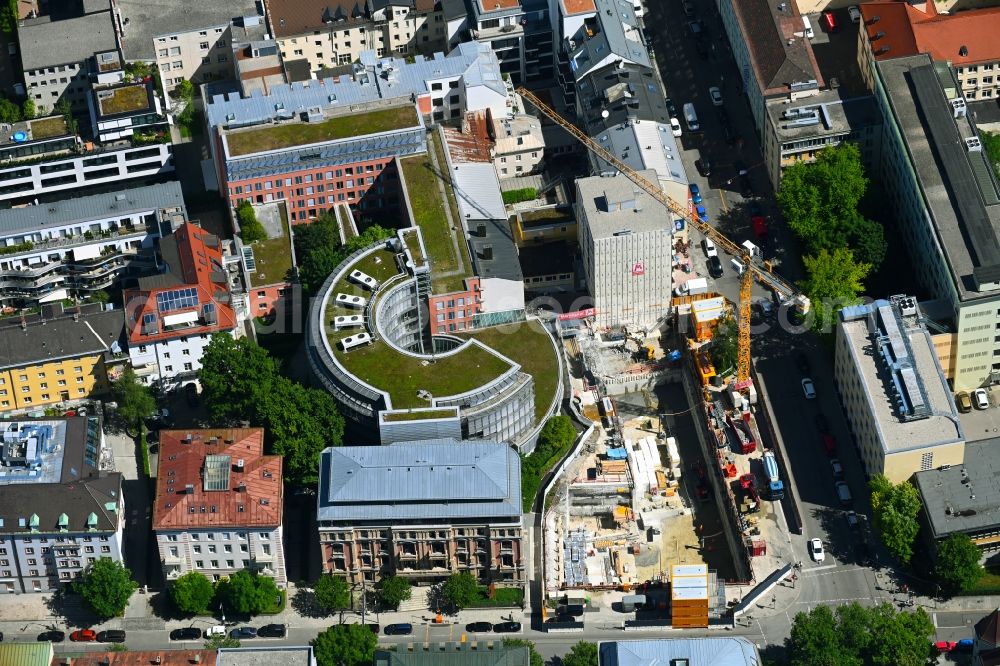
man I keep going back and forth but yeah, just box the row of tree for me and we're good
[776,143,883,331]
[313,572,412,614]
[171,570,280,616]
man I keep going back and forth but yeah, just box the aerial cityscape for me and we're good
[0,0,999,664]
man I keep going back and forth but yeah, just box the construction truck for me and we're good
[763,451,784,500]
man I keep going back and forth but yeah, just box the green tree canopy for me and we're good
[312,624,377,666]
[170,571,215,615]
[215,570,278,615]
[0,96,19,124]
[198,334,344,487]
[376,575,412,610]
[440,572,479,610]
[112,367,156,428]
[294,217,393,293]
[801,247,871,332]
[935,534,984,595]
[502,639,544,666]
[710,314,738,374]
[205,635,240,649]
[21,98,36,120]
[314,574,351,614]
[76,558,138,618]
[237,201,268,243]
[777,143,886,268]
[787,602,932,666]
[562,641,599,666]
[870,474,922,564]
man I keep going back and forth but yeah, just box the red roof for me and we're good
[153,428,283,531]
[51,651,216,666]
[124,222,237,346]
[861,0,1000,65]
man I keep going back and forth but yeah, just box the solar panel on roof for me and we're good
[156,287,199,313]
[242,246,257,272]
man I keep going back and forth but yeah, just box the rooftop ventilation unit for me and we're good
[340,332,373,351]
[335,293,367,309]
[334,315,365,330]
[348,269,379,290]
[952,97,968,119]
[966,136,983,152]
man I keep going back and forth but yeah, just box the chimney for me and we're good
[482,245,493,260]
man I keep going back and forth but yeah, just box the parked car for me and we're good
[665,97,678,117]
[956,391,973,413]
[695,205,708,222]
[836,481,853,506]
[37,631,65,643]
[749,201,763,217]
[821,10,839,32]
[492,622,522,633]
[814,412,830,433]
[809,538,825,563]
[230,627,257,639]
[848,5,861,22]
[689,183,702,204]
[257,624,286,638]
[830,458,844,478]
[97,630,126,643]
[384,623,413,636]
[707,256,724,279]
[708,86,723,106]
[974,388,990,410]
[466,622,493,633]
[933,641,957,653]
[822,432,836,457]
[170,627,202,641]
[70,629,97,642]
[702,238,717,258]
[670,117,683,137]
[687,20,702,36]
[801,378,817,400]
[204,626,227,638]
[845,510,860,529]
[695,159,711,177]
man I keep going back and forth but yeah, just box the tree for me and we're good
[311,624,377,666]
[787,605,847,666]
[294,218,393,293]
[562,641,598,666]
[170,571,215,615]
[0,0,16,34]
[76,558,139,618]
[868,603,933,666]
[198,335,277,422]
[440,572,479,610]
[0,96,20,124]
[710,314,738,374]
[173,79,195,102]
[314,574,351,615]
[237,201,268,243]
[935,534,984,595]
[777,143,886,268]
[215,570,278,615]
[55,98,77,136]
[800,247,871,332]
[502,639,544,666]
[205,635,240,649]
[376,575,412,610]
[21,98,36,120]
[870,474,922,564]
[112,367,156,429]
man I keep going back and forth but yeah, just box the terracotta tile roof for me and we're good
[270,0,439,38]
[559,0,595,16]
[52,651,216,666]
[123,222,237,346]
[153,428,283,531]
[861,0,1000,65]
[478,0,520,12]
[733,0,823,95]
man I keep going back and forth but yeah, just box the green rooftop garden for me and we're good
[98,85,150,116]
[382,408,459,422]
[29,116,69,139]
[226,105,419,157]
[520,208,575,226]
[247,234,293,289]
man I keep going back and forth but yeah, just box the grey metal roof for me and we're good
[374,647,531,666]
[207,42,503,129]
[567,0,649,82]
[18,9,118,70]
[577,63,669,133]
[0,302,125,372]
[599,638,761,666]
[576,170,668,238]
[452,162,507,221]
[914,438,1000,540]
[317,440,521,522]
[115,0,261,61]
[217,646,315,666]
[0,182,185,239]
[469,217,523,282]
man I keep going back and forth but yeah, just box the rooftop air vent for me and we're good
[966,136,983,152]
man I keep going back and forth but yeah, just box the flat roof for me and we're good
[767,89,881,142]
[837,300,963,455]
[56,650,216,666]
[599,638,761,666]
[0,643,52,666]
[914,438,1000,540]
[374,646,531,665]
[217,647,313,666]
[0,182,185,239]
[318,440,522,522]
[115,0,261,61]
[576,170,668,239]
[18,9,117,70]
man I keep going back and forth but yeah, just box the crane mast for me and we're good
[516,87,809,384]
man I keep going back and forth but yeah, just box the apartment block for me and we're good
[834,297,964,483]
[0,114,173,205]
[124,222,244,390]
[18,1,118,113]
[0,302,126,413]
[576,171,674,329]
[0,182,186,308]
[491,112,545,178]
[205,42,507,223]
[153,429,286,586]
[112,0,263,94]
[0,417,124,593]
[317,440,524,587]
[271,0,447,76]
[87,78,169,143]
[871,53,1000,391]
[858,1,1000,102]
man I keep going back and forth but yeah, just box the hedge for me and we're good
[467,586,524,608]
[521,416,577,511]
[139,425,151,478]
[502,188,537,205]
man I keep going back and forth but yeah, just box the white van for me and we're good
[683,103,700,132]
[802,15,815,39]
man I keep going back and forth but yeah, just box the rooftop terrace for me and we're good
[96,84,151,116]
[224,105,419,157]
[246,206,293,289]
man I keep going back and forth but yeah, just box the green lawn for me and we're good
[247,234,293,288]
[382,408,457,422]
[30,116,68,139]
[400,154,465,288]
[467,586,524,608]
[463,320,559,422]
[99,85,149,115]
[226,106,418,156]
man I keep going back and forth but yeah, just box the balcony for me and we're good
[254,551,274,562]
[163,551,183,564]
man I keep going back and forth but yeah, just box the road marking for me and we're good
[717,190,729,213]
[933,613,938,628]
[804,564,838,573]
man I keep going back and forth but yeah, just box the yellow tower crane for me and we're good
[516,87,809,385]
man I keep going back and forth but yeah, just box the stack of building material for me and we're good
[670,563,709,628]
[665,436,682,480]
